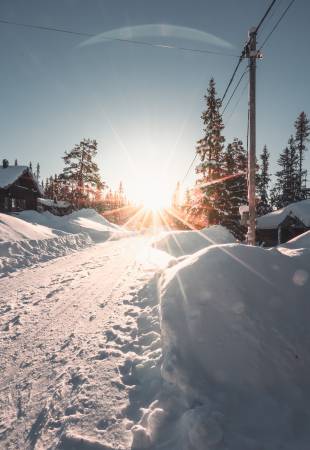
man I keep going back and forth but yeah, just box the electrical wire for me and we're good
[255,0,278,33]
[225,79,249,126]
[221,51,246,103]
[257,0,284,37]
[0,18,239,57]
[221,0,278,104]
[258,0,297,50]
[222,67,249,114]
[181,154,198,184]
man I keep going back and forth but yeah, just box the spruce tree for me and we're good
[256,145,272,216]
[271,136,299,208]
[195,78,225,224]
[60,139,104,207]
[36,163,40,181]
[221,138,247,237]
[294,111,310,199]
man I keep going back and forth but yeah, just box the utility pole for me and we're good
[246,27,259,246]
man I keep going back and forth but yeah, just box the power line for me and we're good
[181,0,279,185]
[225,79,249,126]
[181,153,198,184]
[255,0,278,33]
[257,0,284,36]
[222,67,248,114]
[0,18,239,57]
[259,0,297,50]
[221,0,278,104]
[221,52,246,103]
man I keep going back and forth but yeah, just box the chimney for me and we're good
[2,159,9,169]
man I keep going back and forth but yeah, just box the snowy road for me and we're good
[0,236,164,450]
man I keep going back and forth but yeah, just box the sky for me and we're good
[0,0,309,203]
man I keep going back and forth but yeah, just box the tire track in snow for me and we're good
[0,238,147,448]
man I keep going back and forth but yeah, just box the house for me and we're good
[0,161,41,212]
[37,197,73,216]
[256,199,310,246]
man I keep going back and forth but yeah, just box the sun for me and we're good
[140,184,170,211]
[130,174,172,211]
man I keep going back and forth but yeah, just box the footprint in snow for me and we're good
[96,417,116,430]
[46,288,64,299]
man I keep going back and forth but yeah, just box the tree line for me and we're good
[32,139,127,212]
[185,78,310,237]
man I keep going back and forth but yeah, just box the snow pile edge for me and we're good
[0,233,93,276]
[142,242,310,449]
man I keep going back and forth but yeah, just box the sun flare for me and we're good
[131,175,172,211]
[140,184,170,210]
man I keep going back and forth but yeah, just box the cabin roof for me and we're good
[0,166,29,189]
[256,199,310,230]
[0,166,41,192]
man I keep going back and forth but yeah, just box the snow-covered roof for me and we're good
[0,165,29,189]
[37,198,71,208]
[257,199,310,229]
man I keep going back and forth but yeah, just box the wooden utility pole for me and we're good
[246,27,258,246]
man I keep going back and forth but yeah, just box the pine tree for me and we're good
[29,161,33,172]
[271,136,299,208]
[60,138,104,207]
[220,138,247,237]
[195,78,225,224]
[256,145,272,216]
[44,176,55,199]
[294,111,310,199]
[14,159,18,166]
[36,163,40,181]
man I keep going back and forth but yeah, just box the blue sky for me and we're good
[0,0,309,201]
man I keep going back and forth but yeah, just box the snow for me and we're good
[149,240,310,449]
[257,199,310,229]
[37,197,71,208]
[18,208,124,242]
[0,165,29,188]
[0,212,64,241]
[0,237,166,449]
[1,211,310,449]
[0,209,129,275]
[151,225,236,257]
[280,230,310,249]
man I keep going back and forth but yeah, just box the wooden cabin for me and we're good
[256,200,310,246]
[0,163,41,212]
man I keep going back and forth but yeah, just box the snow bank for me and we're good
[0,209,128,276]
[0,212,65,241]
[18,208,125,243]
[152,225,236,257]
[155,242,310,449]
[279,230,310,250]
[0,233,92,276]
[257,199,310,229]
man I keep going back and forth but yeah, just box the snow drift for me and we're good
[0,212,65,241]
[0,209,127,276]
[0,233,92,276]
[151,225,236,257]
[18,208,125,243]
[153,240,310,449]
